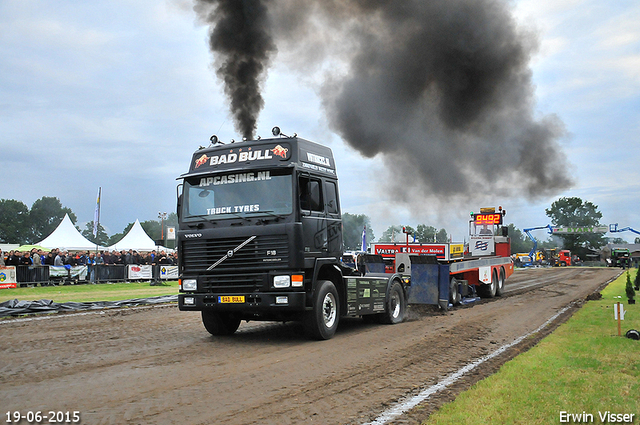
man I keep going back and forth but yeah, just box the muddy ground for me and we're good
[0,267,621,425]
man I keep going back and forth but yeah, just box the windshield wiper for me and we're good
[245,210,287,220]
[188,212,250,222]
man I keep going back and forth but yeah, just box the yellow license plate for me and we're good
[218,295,245,304]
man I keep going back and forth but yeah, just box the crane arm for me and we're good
[523,225,554,259]
[609,224,640,236]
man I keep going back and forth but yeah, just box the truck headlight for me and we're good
[182,279,197,291]
[273,275,290,288]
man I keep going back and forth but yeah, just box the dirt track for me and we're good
[0,267,621,425]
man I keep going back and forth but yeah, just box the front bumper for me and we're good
[178,291,306,312]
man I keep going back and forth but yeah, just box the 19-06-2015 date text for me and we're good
[5,411,80,423]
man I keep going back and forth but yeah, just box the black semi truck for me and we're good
[176,128,406,339]
[176,128,513,339]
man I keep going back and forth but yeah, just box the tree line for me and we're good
[2,196,631,257]
[0,196,177,246]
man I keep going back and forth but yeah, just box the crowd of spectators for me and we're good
[0,248,178,267]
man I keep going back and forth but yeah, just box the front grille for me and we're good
[200,272,265,293]
[182,234,289,293]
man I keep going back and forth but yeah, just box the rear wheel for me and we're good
[478,270,497,298]
[305,280,339,340]
[495,268,505,297]
[450,277,462,305]
[201,310,241,336]
[381,281,406,324]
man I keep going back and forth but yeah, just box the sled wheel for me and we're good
[495,268,505,296]
[478,270,497,298]
[450,277,462,305]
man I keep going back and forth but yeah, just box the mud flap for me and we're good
[437,264,450,311]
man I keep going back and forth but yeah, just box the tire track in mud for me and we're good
[215,321,496,425]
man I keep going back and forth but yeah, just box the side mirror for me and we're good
[176,184,183,219]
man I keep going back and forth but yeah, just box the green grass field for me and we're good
[0,281,179,303]
[425,270,640,424]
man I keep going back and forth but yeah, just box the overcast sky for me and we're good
[2,0,639,244]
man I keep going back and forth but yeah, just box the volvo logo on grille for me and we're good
[185,233,202,238]
[206,235,257,271]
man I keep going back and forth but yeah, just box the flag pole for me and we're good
[93,187,101,255]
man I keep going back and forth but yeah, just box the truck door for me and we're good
[324,180,342,255]
[299,174,327,255]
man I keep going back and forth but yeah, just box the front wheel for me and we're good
[201,310,241,336]
[381,281,406,324]
[305,280,339,340]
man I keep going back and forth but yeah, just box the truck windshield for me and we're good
[470,222,495,236]
[182,170,292,220]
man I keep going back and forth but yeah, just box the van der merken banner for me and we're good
[552,226,608,234]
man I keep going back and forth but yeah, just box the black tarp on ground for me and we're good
[0,295,178,317]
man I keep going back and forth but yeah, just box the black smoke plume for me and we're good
[196,0,574,205]
[195,0,276,139]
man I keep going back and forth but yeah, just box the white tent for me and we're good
[108,219,169,252]
[38,214,100,251]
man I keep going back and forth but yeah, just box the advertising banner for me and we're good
[128,265,153,280]
[469,236,495,257]
[371,243,464,261]
[0,266,18,289]
[372,243,445,259]
[49,266,88,279]
[159,266,179,280]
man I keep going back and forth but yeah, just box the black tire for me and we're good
[478,270,497,298]
[304,280,339,340]
[450,277,462,305]
[201,310,241,336]
[495,268,505,297]
[381,281,406,324]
